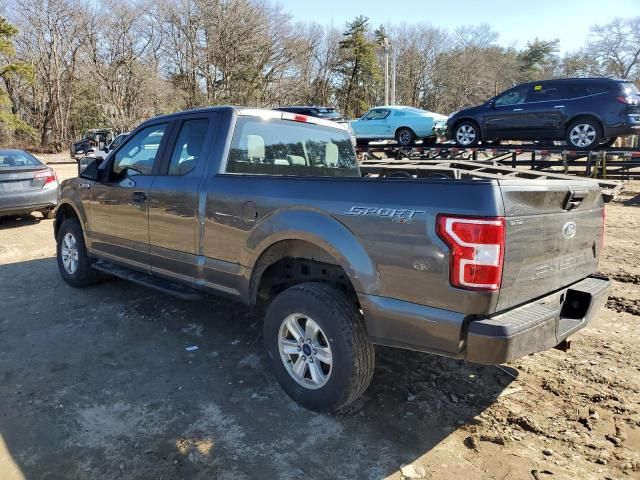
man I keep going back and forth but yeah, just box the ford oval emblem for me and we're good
[562,221,577,239]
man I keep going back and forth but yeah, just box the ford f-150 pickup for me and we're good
[54,106,610,412]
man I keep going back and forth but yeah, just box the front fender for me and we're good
[244,208,379,294]
[55,180,90,236]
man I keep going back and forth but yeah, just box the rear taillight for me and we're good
[436,215,506,291]
[34,169,58,186]
[616,95,639,105]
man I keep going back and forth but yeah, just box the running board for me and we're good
[92,260,203,300]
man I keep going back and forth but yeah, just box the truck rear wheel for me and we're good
[263,282,375,413]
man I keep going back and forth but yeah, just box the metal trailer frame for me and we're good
[356,143,640,181]
[358,158,625,201]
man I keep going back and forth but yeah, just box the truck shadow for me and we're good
[0,258,515,479]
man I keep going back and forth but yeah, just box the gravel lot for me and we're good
[0,162,639,480]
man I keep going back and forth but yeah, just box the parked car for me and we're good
[274,106,343,121]
[350,105,448,146]
[0,149,59,219]
[55,106,609,412]
[447,78,640,149]
[70,128,113,161]
[85,132,130,161]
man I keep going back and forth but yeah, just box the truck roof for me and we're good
[145,106,347,131]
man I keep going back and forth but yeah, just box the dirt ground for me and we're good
[0,162,639,480]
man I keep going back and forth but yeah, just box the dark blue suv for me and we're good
[446,78,640,149]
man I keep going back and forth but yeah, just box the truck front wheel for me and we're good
[56,218,101,287]
[263,282,375,413]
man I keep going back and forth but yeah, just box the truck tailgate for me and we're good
[497,179,604,312]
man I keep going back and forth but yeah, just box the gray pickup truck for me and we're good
[54,106,610,412]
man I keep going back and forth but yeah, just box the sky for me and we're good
[275,0,639,53]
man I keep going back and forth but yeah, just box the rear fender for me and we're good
[245,209,379,296]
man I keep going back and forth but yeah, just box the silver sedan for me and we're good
[0,149,59,219]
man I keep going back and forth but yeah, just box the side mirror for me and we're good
[488,99,496,108]
[79,157,99,180]
[104,145,110,153]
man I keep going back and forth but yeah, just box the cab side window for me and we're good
[167,119,209,176]
[526,84,567,102]
[494,85,530,106]
[365,109,390,120]
[113,124,167,176]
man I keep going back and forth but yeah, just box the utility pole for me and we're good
[391,55,396,105]
[383,36,390,105]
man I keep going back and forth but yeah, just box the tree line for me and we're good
[0,0,639,150]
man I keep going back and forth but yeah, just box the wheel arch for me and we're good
[54,201,83,240]
[394,126,416,137]
[564,113,604,134]
[245,210,378,305]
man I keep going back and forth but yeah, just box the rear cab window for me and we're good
[225,117,359,177]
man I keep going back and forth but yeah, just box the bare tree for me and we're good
[87,0,164,131]
[11,0,91,147]
[587,17,640,80]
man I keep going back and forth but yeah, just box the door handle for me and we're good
[129,191,147,206]
[553,105,565,108]
[512,108,523,112]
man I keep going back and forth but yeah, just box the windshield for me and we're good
[622,82,640,95]
[0,151,42,168]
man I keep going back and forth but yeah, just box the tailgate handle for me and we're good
[563,189,589,210]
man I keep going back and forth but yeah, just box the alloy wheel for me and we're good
[398,130,412,146]
[456,125,476,146]
[569,124,596,148]
[278,313,333,389]
[61,232,79,274]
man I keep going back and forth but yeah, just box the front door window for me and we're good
[494,86,530,106]
[112,124,168,178]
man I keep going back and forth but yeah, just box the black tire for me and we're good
[565,118,602,150]
[41,208,55,220]
[56,218,101,287]
[453,121,480,147]
[395,127,415,147]
[599,136,618,148]
[263,282,375,413]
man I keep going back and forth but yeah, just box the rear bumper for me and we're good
[603,115,640,138]
[360,275,610,364]
[465,275,610,364]
[0,186,59,215]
